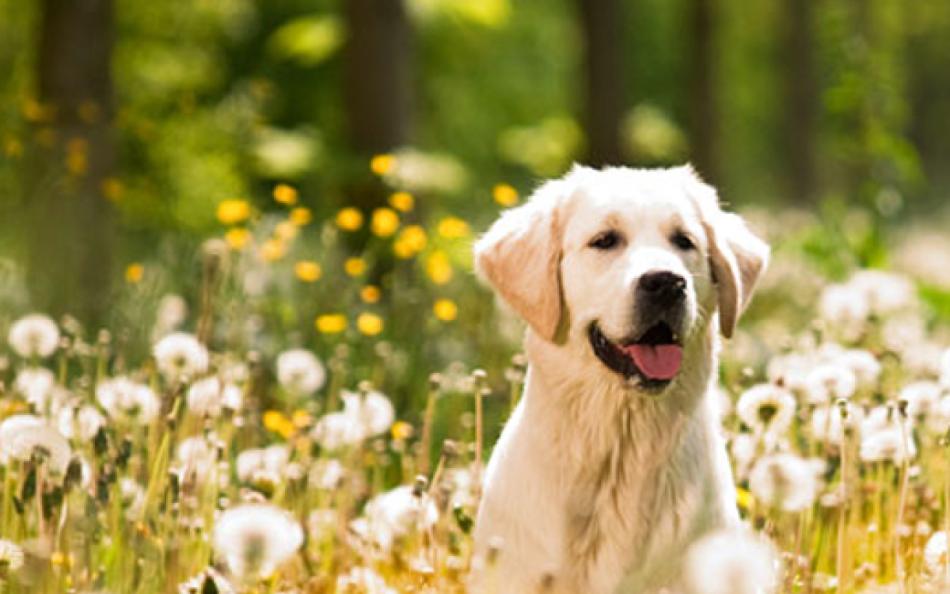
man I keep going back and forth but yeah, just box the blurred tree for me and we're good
[781,0,817,203]
[686,0,719,183]
[27,0,116,325]
[343,0,412,211]
[576,0,627,166]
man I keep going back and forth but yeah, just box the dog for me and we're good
[470,165,769,594]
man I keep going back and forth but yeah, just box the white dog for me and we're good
[471,165,769,594]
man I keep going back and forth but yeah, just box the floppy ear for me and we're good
[682,167,770,338]
[474,182,564,342]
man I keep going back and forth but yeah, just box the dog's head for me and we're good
[475,165,769,394]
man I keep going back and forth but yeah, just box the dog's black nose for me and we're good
[638,271,687,304]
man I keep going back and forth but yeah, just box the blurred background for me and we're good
[1,0,950,416]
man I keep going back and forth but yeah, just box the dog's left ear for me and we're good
[474,181,565,342]
[681,166,770,338]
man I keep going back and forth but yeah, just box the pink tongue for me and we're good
[623,344,683,380]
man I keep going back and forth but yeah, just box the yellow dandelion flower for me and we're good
[275,220,298,241]
[370,153,396,176]
[360,285,381,303]
[437,216,470,239]
[371,207,400,237]
[391,421,413,441]
[100,177,124,202]
[493,183,519,206]
[357,313,384,336]
[294,260,322,282]
[225,228,251,250]
[217,199,252,225]
[273,183,298,205]
[3,136,23,158]
[261,238,286,262]
[433,298,458,321]
[290,207,312,226]
[389,191,414,212]
[125,263,144,284]
[315,314,347,334]
[263,410,295,439]
[393,225,427,259]
[336,207,364,231]
[426,251,453,285]
[344,257,367,277]
[292,409,313,428]
[65,138,88,176]
[736,486,754,510]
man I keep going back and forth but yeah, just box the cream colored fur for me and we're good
[471,165,769,594]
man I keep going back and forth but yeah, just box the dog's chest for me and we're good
[562,404,706,593]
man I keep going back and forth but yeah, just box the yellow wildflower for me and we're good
[371,207,400,237]
[336,207,364,231]
[290,207,312,226]
[263,410,295,439]
[344,257,367,277]
[736,486,754,510]
[66,138,88,176]
[493,183,519,206]
[433,298,458,321]
[315,314,347,333]
[217,199,252,225]
[357,313,384,336]
[225,228,251,250]
[361,285,381,303]
[292,409,313,428]
[125,263,144,284]
[273,183,298,205]
[100,177,124,202]
[437,216,470,239]
[260,238,286,262]
[426,251,453,285]
[370,153,396,176]
[393,225,427,259]
[294,260,322,282]
[389,191,414,212]
[391,421,413,441]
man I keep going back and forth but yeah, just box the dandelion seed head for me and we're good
[736,384,796,436]
[0,421,71,475]
[276,349,326,395]
[8,314,60,358]
[804,364,857,405]
[683,528,780,594]
[97,377,160,424]
[212,504,303,581]
[56,404,106,441]
[749,453,823,512]
[153,332,209,382]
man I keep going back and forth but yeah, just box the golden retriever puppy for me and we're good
[471,165,769,594]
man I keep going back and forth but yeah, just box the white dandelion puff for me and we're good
[350,485,438,552]
[186,377,241,417]
[13,367,58,412]
[8,314,60,358]
[736,384,796,436]
[96,377,160,424]
[860,415,916,465]
[924,531,948,577]
[749,453,823,512]
[683,528,780,594]
[810,402,863,445]
[276,349,326,396]
[0,422,72,476]
[236,445,290,484]
[899,381,943,419]
[834,348,881,391]
[0,539,25,572]
[342,389,395,438]
[153,332,209,382]
[212,504,303,581]
[311,411,364,451]
[56,404,106,441]
[153,294,188,339]
[803,364,857,405]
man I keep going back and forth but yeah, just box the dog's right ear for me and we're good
[474,182,565,342]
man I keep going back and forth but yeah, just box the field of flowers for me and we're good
[1,162,950,594]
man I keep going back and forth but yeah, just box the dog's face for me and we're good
[475,165,769,394]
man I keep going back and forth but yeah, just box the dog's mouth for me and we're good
[588,321,684,390]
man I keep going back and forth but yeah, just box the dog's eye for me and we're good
[589,230,622,251]
[671,231,696,251]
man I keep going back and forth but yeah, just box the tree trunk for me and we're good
[576,0,627,167]
[686,0,719,183]
[782,0,818,204]
[28,0,116,327]
[342,0,412,211]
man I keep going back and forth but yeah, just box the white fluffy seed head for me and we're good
[276,349,326,396]
[8,314,60,358]
[683,528,780,594]
[212,504,303,581]
[153,332,209,382]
